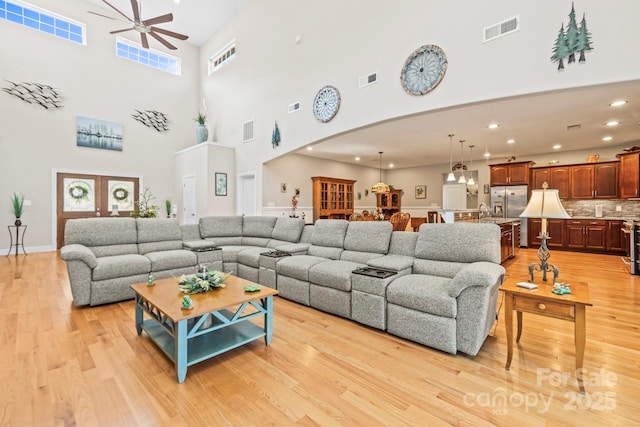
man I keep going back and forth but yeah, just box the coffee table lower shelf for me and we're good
[140,314,266,369]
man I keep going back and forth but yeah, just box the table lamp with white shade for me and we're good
[519,182,571,282]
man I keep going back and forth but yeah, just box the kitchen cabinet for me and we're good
[531,166,570,198]
[569,162,618,199]
[528,219,565,249]
[619,151,640,198]
[566,219,607,250]
[500,223,513,263]
[490,161,533,185]
[376,189,403,216]
[606,220,625,252]
[311,177,356,222]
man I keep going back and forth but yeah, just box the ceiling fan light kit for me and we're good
[91,0,189,50]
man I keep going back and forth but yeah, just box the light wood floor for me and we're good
[1,249,639,426]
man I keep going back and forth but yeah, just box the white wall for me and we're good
[200,0,640,201]
[0,0,200,251]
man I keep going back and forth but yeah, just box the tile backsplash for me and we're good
[562,199,640,218]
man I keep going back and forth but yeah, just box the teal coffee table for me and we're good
[131,275,278,383]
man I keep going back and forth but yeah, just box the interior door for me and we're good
[56,173,139,248]
[183,175,197,224]
[240,174,256,216]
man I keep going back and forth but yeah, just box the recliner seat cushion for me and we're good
[146,250,197,272]
[308,260,362,291]
[93,254,150,281]
[276,255,329,281]
[387,275,457,318]
[237,247,271,268]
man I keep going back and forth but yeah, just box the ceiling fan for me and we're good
[89,0,188,50]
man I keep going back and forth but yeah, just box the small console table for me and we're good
[7,225,27,256]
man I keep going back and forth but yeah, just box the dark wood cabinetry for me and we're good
[311,177,355,222]
[499,221,520,263]
[531,166,570,198]
[619,151,640,198]
[606,220,624,252]
[490,161,533,185]
[566,220,606,250]
[528,219,565,249]
[532,161,618,199]
[529,218,622,253]
[376,189,402,216]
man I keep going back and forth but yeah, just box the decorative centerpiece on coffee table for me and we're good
[178,270,228,294]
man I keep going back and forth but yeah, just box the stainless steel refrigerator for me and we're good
[490,185,528,247]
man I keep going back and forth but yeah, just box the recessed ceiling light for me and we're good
[602,136,613,142]
[610,100,628,107]
[307,146,313,151]
[507,139,515,144]
[389,163,394,168]
[488,123,499,129]
[484,152,491,158]
[606,120,620,127]
[355,156,360,161]
[553,144,562,150]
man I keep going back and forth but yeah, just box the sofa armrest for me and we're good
[60,244,98,269]
[447,262,505,297]
[366,254,414,272]
[272,242,311,255]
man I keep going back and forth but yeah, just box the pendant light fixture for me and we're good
[371,151,391,194]
[458,140,467,184]
[446,134,456,182]
[467,144,476,185]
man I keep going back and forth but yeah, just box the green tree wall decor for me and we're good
[550,2,593,70]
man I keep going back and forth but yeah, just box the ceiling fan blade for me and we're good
[150,26,189,41]
[148,31,177,50]
[102,0,133,23]
[140,32,149,49]
[88,10,120,21]
[130,0,141,23]
[110,28,134,34]
[143,13,173,26]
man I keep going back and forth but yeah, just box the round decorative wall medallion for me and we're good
[312,85,341,122]
[400,44,448,95]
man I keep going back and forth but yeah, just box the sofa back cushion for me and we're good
[137,218,183,254]
[200,216,243,239]
[344,221,392,254]
[300,225,314,243]
[243,216,277,238]
[415,223,501,264]
[388,231,418,256]
[64,217,138,257]
[310,219,348,247]
[271,217,305,243]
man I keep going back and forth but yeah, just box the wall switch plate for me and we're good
[616,205,622,212]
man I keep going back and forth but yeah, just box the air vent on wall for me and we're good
[359,72,378,88]
[243,120,254,142]
[483,16,519,42]
[288,102,301,113]
[567,124,582,131]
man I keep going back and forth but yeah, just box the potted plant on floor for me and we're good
[195,112,208,144]
[10,192,24,226]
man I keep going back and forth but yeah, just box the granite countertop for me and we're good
[478,217,521,224]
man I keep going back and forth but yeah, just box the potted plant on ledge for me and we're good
[10,192,24,226]
[195,112,208,144]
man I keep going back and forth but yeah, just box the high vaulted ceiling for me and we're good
[85,2,640,170]
[87,0,247,47]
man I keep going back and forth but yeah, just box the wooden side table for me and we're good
[501,277,592,393]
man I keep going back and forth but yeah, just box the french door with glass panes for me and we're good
[56,173,139,249]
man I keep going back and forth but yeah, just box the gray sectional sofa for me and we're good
[60,215,505,356]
